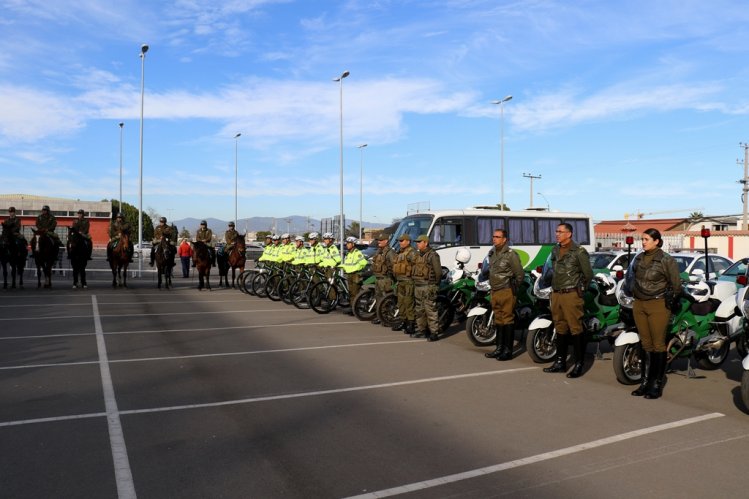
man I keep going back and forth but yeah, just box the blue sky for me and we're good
[2,0,749,225]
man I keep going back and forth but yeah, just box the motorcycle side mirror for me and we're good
[615,269,624,280]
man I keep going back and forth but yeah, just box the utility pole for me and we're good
[522,173,542,208]
[740,143,749,231]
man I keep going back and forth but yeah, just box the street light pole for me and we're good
[492,95,512,209]
[118,122,124,214]
[333,70,350,255]
[357,143,367,240]
[537,191,550,211]
[138,43,148,277]
[234,133,241,225]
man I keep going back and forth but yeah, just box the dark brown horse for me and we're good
[218,235,246,288]
[109,232,130,288]
[191,241,213,291]
[0,234,27,289]
[31,230,58,288]
[67,227,89,289]
[155,238,175,289]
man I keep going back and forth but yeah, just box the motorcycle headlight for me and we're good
[476,280,491,292]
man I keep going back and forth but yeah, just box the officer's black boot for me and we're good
[406,320,416,335]
[149,247,155,266]
[484,327,503,359]
[106,246,112,263]
[631,349,651,396]
[371,317,381,325]
[391,320,404,331]
[645,352,667,400]
[427,331,439,342]
[566,334,586,378]
[497,325,514,361]
[543,334,569,373]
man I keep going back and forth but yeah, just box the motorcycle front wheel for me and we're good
[465,311,496,346]
[613,343,643,385]
[525,325,556,363]
[694,343,730,370]
[742,370,749,411]
[436,295,454,333]
[736,331,749,359]
[353,288,377,321]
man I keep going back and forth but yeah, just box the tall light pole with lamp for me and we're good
[537,192,550,211]
[118,122,124,214]
[357,143,367,240]
[234,133,241,225]
[137,43,148,277]
[492,95,512,209]
[333,70,350,255]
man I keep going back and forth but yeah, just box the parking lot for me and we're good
[2,271,749,498]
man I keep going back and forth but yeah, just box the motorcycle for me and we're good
[613,271,736,385]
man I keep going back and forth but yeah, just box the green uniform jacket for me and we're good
[153,225,175,245]
[489,244,524,291]
[35,213,57,232]
[278,242,296,263]
[196,228,214,246]
[307,243,325,266]
[632,249,682,299]
[550,241,593,291]
[72,218,91,239]
[412,247,442,285]
[393,245,416,282]
[109,220,131,240]
[2,216,22,239]
[372,246,395,278]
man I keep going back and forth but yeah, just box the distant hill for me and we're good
[172,215,388,235]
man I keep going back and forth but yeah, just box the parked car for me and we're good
[589,250,636,274]
[132,242,152,259]
[669,252,733,280]
[245,243,264,261]
[717,257,749,287]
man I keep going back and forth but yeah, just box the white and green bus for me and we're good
[389,207,595,272]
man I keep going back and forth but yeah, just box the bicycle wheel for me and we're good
[309,281,338,314]
[237,270,251,294]
[376,293,399,327]
[266,274,283,301]
[290,278,310,309]
[353,288,377,321]
[279,276,296,305]
[252,272,270,297]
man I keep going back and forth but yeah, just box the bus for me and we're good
[389,207,595,272]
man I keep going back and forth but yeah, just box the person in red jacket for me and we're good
[178,238,193,278]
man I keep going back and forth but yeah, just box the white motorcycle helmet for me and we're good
[686,280,710,303]
[455,247,471,264]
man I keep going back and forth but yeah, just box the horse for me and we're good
[191,241,213,291]
[67,227,89,289]
[31,230,58,288]
[218,235,246,288]
[109,232,130,288]
[154,238,175,289]
[0,234,27,289]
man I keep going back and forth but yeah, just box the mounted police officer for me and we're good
[150,216,176,266]
[71,209,93,260]
[195,220,215,265]
[484,229,525,361]
[2,206,22,242]
[34,205,61,248]
[108,212,134,262]
[392,233,417,334]
[411,235,442,341]
[543,222,593,378]
[371,232,395,325]
[224,222,240,254]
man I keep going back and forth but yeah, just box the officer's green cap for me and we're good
[398,234,411,241]
[376,232,389,240]
[415,235,429,243]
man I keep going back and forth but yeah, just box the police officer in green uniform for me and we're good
[411,235,443,341]
[34,205,61,248]
[2,206,22,242]
[108,213,134,262]
[224,222,240,254]
[340,236,367,309]
[392,233,417,334]
[630,228,682,400]
[195,220,215,265]
[71,209,93,260]
[371,232,395,325]
[150,216,176,266]
[543,222,593,378]
[306,232,325,267]
[485,229,525,361]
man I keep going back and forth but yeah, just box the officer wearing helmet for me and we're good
[371,232,395,325]
[484,229,524,360]
[71,209,93,260]
[258,234,275,264]
[195,220,215,265]
[412,235,442,341]
[108,212,134,262]
[340,237,367,310]
[291,235,308,266]
[392,233,417,334]
[150,216,176,266]
[34,205,61,248]
[320,232,341,277]
[225,222,240,254]
[2,206,22,242]
[307,232,325,266]
[278,233,295,265]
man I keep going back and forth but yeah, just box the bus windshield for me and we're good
[391,215,433,246]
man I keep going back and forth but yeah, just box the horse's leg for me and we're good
[72,266,78,289]
[122,265,128,288]
[37,264,42,288]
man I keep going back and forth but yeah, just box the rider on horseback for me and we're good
[34,205,61,249]
[224,222,242,256]
[1,206,26,253]
[195,220,216,265]
[150,216,176,266]
[108,213,134,262]
[71,209,93,260]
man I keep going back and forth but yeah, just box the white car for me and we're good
[589,250,636,274]
[132,242,152,259]
[670,252,733,280]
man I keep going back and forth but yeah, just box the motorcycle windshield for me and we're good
[533,254,553,299]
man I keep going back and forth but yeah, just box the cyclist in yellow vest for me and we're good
[340,236,368,306]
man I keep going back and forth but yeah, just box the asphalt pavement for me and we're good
[2,262,749,498]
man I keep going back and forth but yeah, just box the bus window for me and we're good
[537,218,562,244]
[477,217,507,245]
[432,218,463,246]
[508,218,535,244]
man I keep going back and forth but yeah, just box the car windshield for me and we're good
[390,215,433,248]
[722,260,748,277]
[671,255,694,273]
[589,253,616,269]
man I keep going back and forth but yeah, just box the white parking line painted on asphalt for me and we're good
[0,308,311,321]
[0,298,255,309]
[0,411,106,428]
[0,339,423,370]
[118,368,538,416]
[92,295,136,499]
[344,412,725,499]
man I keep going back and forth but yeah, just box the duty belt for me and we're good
[553,287,577,294]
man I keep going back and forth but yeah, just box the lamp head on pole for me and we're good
[234,132,241,139]
[118,122,124,128]
[141,44,149,55]
[333,70,350,82]
[358,143,367,149]
[491,95,513,105]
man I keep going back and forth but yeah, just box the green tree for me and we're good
[180,227,191,239]
[257,230,271,241]
[689,211,703,221]
[109,200,154,240]
[346,221,361,238]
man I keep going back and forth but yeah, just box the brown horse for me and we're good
[155,238,175,289]
[0,234,27,289]
[191,241,213,291]
[109,232,130,288]
[31,230,58,288]
[218,235,246,288]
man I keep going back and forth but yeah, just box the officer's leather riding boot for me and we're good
[427,331,439,342]
[391,320,405,331]
[645,352,667,399]
[631,349,651,396]
[371,317,381,325]
[406,320,416,335]
[543,334,568,373]
[566,334,586,378]
[106,246,112,262]
[149,247,155,266]
[484,326,503,358]
[497,325,514,361]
